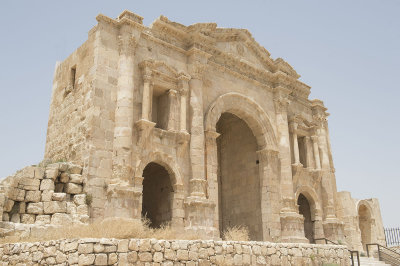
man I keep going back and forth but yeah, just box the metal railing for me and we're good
[385,227,400,247]
[366,243,400,266]
[314,238,360,266]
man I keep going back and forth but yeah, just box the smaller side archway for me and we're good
[357,201,373,251]
[135,152,185,229]
[295,186,323,243]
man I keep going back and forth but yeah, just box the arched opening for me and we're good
[298,193,315,243]
[141,162,173,228]
[216,112,262,240]
[359,204,372,251]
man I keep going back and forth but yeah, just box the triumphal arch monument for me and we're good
[2,10,385,252]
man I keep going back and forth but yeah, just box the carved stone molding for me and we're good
[134,119,156,147]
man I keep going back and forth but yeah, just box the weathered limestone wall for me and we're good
[0,163,89,237]
[44,30,96,165]
[0,238,350,265]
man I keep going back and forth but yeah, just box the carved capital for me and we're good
[204,130,220,145]
[311,135,318,143]
[188,62,207,80]
[178,73,190,95]
[273,90,291,113]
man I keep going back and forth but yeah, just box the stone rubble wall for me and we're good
[0,163,89,237]
[0,238,350,265]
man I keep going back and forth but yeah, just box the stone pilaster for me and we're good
[112,24,138,183]
[184,47,217,238]
[167,89,178,131]
[305,136,313,169]
[273,87,308,243]
[256,148,282,241]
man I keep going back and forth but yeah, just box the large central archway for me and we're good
[217,112,262,240]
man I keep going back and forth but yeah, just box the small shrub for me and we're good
[222,225,249,241]
[85,193,93,206]
[310,254,315,261]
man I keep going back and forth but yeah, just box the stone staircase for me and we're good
[359,256,392,265]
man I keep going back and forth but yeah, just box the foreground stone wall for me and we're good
[0,238,349,265]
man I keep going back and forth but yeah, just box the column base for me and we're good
[280,211,309,243]
[322,218,345,244]
[184,196,219,239]
[104,184,142,220]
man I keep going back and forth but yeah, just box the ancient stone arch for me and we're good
[357,200,374,250]
[135,151,184,188]
[204,92,281,241]
[295,185,321,220]
[134,151,185,228]
[204,92,278,150]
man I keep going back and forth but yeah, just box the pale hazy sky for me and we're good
[0,1,399,227]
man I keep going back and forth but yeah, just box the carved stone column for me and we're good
[112,24,137,182]
[187,48,210,198]
[273,87,307,243]
[141,66,152,121]
[178,74,190,133]
[305,136,313,169]
[167,89,178,131]
[311,135,321,170]
[257,148,282,241]
[290,122,301,165]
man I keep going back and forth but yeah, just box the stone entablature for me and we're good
[0,9,384,253]
[0,238,350,265]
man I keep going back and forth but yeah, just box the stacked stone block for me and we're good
[0,163,89,236]
[0,238,350,265]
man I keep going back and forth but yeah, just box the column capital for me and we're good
[289,122,298,133]
[178,73,190,95]
[167,89,178,97]
[311,135,318,142]
[187,47,211,80]
[273,87,291,113]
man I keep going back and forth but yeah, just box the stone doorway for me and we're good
[216,112,262,240]
[359,204,372,251]
[141,162,173,228]
[298,193,315,243]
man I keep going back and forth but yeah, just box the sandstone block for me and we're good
[51,213,72,225]
[44,201,66,214]
[34,167,45,179]
[25,191,41,202]
[19,177,40,191]
[73,194,86,205]
[64,241,78,252]
[153,251,163,262]
[94,243,104,253]
[41,190,54,201]
[35,215,50,225]
[79,254,95,265]
[52,192,66,201]
[2,212,9,221]
[138,252,152,262]
[70,174,83,184]
[21,214,35,224]
[77,205,88,216]
[32,251,43,262]
[127,251,138,263]
[27,202,44,214]
[65,183,82,194]
[4,199,14,212]
[68,252,79,264]
[108,253,118,264]
[19,202,26,213]
[68,164,82,174]
[118,239,129,252]
[8,188,25,201]
[56,251,67,263]
[78,243,94,253]
[95,253,107,265]
[177,250,189,260]
[59,172,70,183]
[104,245,117,253]
[128,240,138,251]
[45,168,59,180]
[40,179,55,191]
